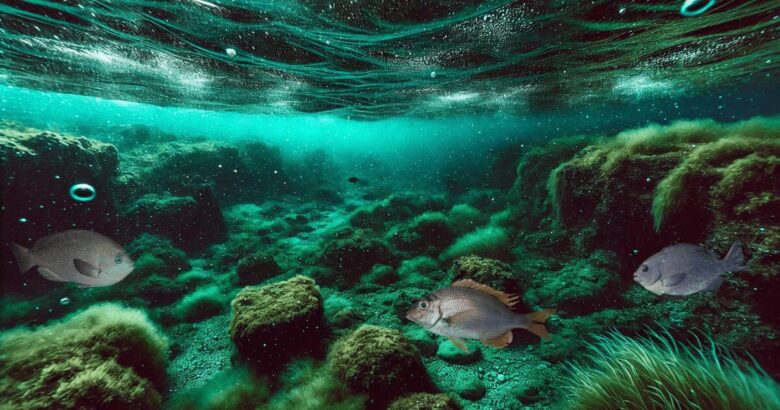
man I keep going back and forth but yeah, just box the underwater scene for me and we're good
[1,0,780,409]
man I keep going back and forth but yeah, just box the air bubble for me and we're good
[225,48,237,57]
[680,0,716,17]
[69,183,96,202]
[430,71,437,79]
[60,297,71,305]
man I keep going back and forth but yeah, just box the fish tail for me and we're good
[724,240,747,272]
[518,308,556,340]
[11,243,34,273]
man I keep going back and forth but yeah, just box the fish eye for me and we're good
[419,301,428,309]
[641,265,649,272]
[114,255,123,264]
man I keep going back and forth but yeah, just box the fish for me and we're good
[633,241,746,296]
[11,229,135,287]
[347,176,359,183]
[406,279,555,352]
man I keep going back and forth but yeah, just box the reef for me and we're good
[0,303,169,409]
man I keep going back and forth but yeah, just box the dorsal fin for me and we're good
[452,279,520,307]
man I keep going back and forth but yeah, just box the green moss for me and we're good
[125,234,191,277]
[175,286,227,323]
[442,225,510,260]
[168,367,270,410]
[267,360,365,410]
[230,276,324,363]
[320,230,396,286]
[386,211,457,255]
[387,393,461,410]
[397,256,442,281]
[563,331,780,410]
[448,204,486,233]
[0,303,169,409]
[236,252,281,286]
[329,325,431,405]
[449,255,518,293]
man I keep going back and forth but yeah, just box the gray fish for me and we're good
[633,241,746,296]
[406,279,554,352]
[12,229,134,287]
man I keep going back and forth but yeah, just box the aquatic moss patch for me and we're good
[319,229,396,286]
[0,303,169,409]
[168,367,270,410]
[236,252,281,286]
[388,393,461,410]
[175,285,228,323]
[563,331,780,410]
[329,325,432,407]
[449,255,518,293]
[229,276,324,365]
[267,360,365,410]
[442,225,510,260]
[386,211,456,255]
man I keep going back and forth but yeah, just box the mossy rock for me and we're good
[387,212,456,255]
[236,253,281,286]
[453,372,486,400]
[450,255,521,295]
[320,230,396,286]
[0,303,169,410]
[229,276,324,364]
[329,325,431,406]
[387,393,461,410]
[125,234,191,278]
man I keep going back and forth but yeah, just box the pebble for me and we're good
[497,374,507,382]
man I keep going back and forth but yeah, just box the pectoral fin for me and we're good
[37,267,66,282]
[482,331,513,349]
[447,337,469,353]
[662,273,686,287]
[444,309,477,326]
[74,259,101,278]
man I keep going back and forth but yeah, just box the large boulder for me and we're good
[0,125,119,287]
[229,276,324,365]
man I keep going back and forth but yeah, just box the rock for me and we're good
[119,188,226,253]
[229,276,324,364]
[0,127,119,287]
[362,264,399,286]
[329,325,431,405]
[349,192,449,231]
[386,212,457,255]
[387,393,461,410]
[236,253,281,286]
[404,327,438,357]
[124,234,191,277]
[320,229,396,286]
[450,255,521,295]
[436,340,482,364]
[453,372,486,400]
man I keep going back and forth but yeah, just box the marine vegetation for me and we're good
[563,330,780,410]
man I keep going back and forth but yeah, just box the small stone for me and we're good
[453,372,485,401]
[497,374,506,382]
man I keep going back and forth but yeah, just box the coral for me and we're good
[229,276,324,364]
[119,188,226,252]
[0,127,119,289]
[0,303,169,409]
[449,255,519,293]
[386,211,456,255]
[236,252,281,286]
[442,225,510,260]
[267,360,365,410]
[320,229,396,286]
[387,393,461,410]
[175,286,227,323]
[329,325,431,406]
[563,331,780,410]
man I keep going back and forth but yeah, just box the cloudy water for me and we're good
[1,1,779,409]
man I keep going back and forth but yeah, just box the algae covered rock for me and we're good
[329,325,431,405]
[387,393,461,410]
[320,229,396,286]
[0,303,169,410]
[450,255,520,294]
[436,339,482,364]
[229,276,324,363]
[125,234,191,278]
[453,372,486,400]
[120,188,226,252]
[386,211,457,255]
[236,252,281,286]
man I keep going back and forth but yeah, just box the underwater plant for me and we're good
[563,330,780,410]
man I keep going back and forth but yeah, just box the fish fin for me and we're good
[451,279,520,307]
[723,241,747,272]
[11,243,34,273]
[703,276,723,293]
[482,331,513,349]
[447,337,469,353]
[521,309,555,340]
[73,259,101,278]
[37,267,66,282]
[662,273,686,287]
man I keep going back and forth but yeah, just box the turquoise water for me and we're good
[1,1,780,409]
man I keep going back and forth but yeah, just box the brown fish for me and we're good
[11,229,134,288]
[406,279,554,352]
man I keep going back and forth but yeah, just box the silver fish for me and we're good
[633,241,746,296]
[12,229,134,287]
[406,279,554,352]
